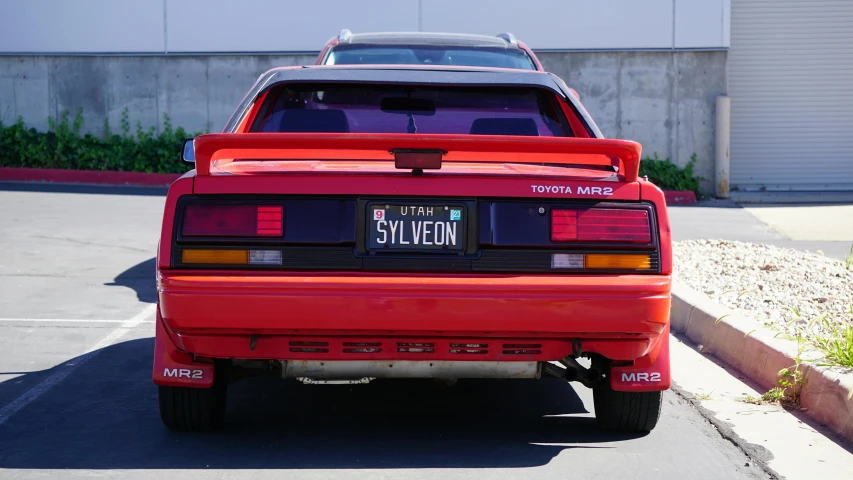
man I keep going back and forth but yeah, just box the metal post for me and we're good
[715,96,731,198]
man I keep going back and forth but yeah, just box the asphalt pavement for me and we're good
[0,182,832,479]
[669,198,852,262]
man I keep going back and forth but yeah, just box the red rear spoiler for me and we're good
[193,133,642,182]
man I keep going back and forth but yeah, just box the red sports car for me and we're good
[155,65,672,433]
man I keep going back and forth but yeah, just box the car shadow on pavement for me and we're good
[0,338,643,470]
[105,257,157,303]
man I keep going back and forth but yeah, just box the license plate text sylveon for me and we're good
[368,204,465,252]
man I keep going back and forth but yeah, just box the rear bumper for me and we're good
[157,271,671,362]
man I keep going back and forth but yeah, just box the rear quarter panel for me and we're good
[640,179,672,275]
[158,174,195,271]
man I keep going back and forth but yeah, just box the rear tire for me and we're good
[593,387,662,432]
[158,380,226,432]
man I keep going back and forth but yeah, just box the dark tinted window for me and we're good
[251,84,571,137]
[326,45,537,70]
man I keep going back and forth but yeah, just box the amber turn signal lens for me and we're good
[181,249,249,264]
[585,254,651,270]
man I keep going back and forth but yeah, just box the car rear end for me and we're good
[154,67,672,433]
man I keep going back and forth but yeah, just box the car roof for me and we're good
[336,31,521,49]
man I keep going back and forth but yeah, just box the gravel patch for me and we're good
[673,239,853,340]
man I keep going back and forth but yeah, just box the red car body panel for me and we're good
[516,40,544,71]
[153,67,672,394]
[316,36,338,64]
[158,272,670,336]
[611,323,671,391]
[153,308,215,388]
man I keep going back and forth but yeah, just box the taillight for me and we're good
[551,208,651,243]
[181,249,282,265]
[551,210,578,241]
[182,205,283,237]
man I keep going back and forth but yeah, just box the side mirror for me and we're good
[181,138,195,164]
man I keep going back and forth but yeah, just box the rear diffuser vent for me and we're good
[290,341,329,353]
[502,343,542,355]
[343,342,382,353]
[396,342,435,353]
[450,343,489,354]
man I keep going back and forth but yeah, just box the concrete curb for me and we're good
[671,281,853,444]
[0,167,182,187]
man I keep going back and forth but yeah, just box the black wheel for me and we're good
[158,380,226,432]
[593,387,662,432]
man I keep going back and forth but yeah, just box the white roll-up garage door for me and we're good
[729,0,853,191]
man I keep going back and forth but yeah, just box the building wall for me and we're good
[0,0,730,53]
[541,51,727,188]
[0,0,729,191]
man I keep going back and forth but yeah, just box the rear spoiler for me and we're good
[192,133,642,182]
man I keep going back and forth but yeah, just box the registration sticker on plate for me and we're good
[368,204,466,252]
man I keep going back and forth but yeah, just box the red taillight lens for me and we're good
[551,208,651,243]
[551,210,578,241]
[256,206,284,235]
[182,205,283,237]
[578,209,650,242]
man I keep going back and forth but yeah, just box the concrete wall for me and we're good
[540,51,728,188]
[0,55,315,136]
[0,51,726,190]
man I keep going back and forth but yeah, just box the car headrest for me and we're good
[469,117,539,136]
[271,109,350,133]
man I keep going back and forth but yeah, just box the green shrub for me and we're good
[0,108,201,173]
[639,153,703,196]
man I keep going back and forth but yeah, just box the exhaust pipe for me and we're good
[563,367,579,382]
[585,368,602,384]
[544,357,606,388]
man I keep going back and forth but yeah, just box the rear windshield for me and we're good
[326,45,537,71]
[251,84,572,137]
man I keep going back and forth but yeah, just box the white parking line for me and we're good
[0,304,156,427]
[83,305,155,354]
[0,318,148,324]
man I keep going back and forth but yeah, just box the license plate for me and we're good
[367,203,466,252]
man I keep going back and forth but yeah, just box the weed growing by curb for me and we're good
[761,387,786,403]
[741,333,810,407]
[774,336,807,406]
[845,243,853,271]
[693,392,713,401]
[771,307,853,403]
[811,307,853,369]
